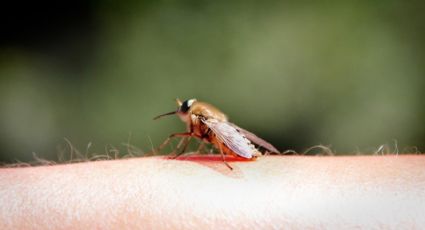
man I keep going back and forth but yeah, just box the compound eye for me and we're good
[180,99,196,113]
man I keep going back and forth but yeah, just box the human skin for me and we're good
[0,154,425,229]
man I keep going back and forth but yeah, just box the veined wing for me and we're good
[201,118,255,159]
[229,123,279,153]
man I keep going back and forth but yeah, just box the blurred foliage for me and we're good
[1,0,424,162]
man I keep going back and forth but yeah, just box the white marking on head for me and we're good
[187,99,196,107]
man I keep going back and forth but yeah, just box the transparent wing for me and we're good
[229,123,279,153]
[201,118,255,158]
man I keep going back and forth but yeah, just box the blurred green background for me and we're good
[1,1,424,162]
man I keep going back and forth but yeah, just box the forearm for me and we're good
[1,155,425,229]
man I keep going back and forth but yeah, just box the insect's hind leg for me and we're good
[219,144,233,170]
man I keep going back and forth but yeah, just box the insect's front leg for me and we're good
[156,132,193,154]
[172,136,192,159]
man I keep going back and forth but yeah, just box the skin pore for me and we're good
[0,154,425,229]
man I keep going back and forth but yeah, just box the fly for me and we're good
[154,98,279,170]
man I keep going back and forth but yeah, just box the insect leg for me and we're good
[178,136,192,153]
[172,136,192,159]
[196,141,206,153]
[170,137,186,154]
[156,132,192,154]
[219,144,233,170]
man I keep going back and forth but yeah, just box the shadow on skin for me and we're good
[171,154,255,162]
[167,154,254,178]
